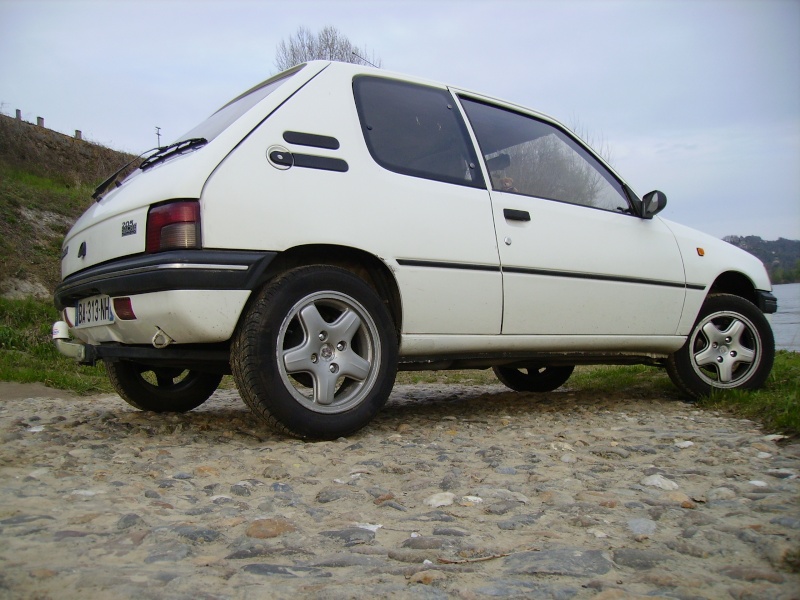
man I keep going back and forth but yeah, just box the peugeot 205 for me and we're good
[52,61,777,439]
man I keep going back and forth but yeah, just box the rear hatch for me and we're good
[60,62,323,279]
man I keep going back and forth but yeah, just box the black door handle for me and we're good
[503,208,530,222]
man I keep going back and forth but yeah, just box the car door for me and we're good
[458,96,686,336]
[350,76,504,336]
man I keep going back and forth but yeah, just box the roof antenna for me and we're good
[155,126,162,149]
[351,51,378,68]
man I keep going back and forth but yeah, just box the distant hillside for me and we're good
[723,236,800,284]
[0,113,133,297]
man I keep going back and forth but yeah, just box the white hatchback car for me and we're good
[53,61,777,439]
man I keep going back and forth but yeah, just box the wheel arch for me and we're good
[252,244,402,337]
[707,271,760,306]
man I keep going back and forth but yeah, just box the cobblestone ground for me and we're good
[1,381,798,600]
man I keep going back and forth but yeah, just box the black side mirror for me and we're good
[640,190,667,219]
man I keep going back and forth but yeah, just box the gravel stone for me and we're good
[0,381,797,599]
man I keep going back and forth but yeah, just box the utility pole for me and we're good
[155,126,162,148]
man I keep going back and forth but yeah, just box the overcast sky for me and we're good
[1,0,798,241]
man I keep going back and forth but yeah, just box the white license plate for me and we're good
[75,295,114,328]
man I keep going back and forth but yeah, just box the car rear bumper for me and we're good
[54,249,277,310]
[52,250,278,364]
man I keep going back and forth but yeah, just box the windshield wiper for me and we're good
[139,137,208,171]
[92,138,209,202]
[92,147,158,201]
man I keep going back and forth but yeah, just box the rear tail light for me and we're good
[146,201,201,253]
[113,297,137,320]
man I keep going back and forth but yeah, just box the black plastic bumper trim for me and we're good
[756,290,778,314]
[54,250,278,310]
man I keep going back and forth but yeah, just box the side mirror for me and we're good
[640,190,667,219]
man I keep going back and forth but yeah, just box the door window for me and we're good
[460,98,630,212]
[354,76,484,188]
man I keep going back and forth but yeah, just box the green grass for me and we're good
[699,350,800,435]
[0,164,94,215]
[1,297,798,436]
[0,297,111,394]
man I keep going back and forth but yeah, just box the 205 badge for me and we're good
[121,220,137,236]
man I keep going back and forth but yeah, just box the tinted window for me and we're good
[177,67,302,143]
[460,98,629,212]
[354,76,484,188]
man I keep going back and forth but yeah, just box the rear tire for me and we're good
[106,361,221,412]
[493,365,575,392]
[666,294,774,399]
[231,266,398,440]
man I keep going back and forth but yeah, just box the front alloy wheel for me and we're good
[666,294,774,398]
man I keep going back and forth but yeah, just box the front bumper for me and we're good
[756,290,778,314]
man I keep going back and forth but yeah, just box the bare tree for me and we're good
[275,26,381,71]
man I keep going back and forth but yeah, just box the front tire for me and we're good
[231,266,398,440]
[106,361,222,412]
[666,293,774,399]
[493,365,575,392]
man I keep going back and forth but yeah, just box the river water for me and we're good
[772,283,800,352]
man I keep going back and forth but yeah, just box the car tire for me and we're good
[231,265,398,440]
[493,365,575,392]
[106,361,222,412]
[666,293,774,399]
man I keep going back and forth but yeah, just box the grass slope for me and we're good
[0,114,132,293]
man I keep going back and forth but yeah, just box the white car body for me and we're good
[53,61,776,438]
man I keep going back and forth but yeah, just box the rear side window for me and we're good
[353,76,484,188]
[177,66,302,143]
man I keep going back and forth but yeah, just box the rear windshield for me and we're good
[176,66,302,143]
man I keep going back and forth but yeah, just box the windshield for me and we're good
[175,66,303,144]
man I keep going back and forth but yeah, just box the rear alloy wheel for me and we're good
[106,361,222,412]
[232,266,398,440]
[666,293,774,398]
[493,365,575,392]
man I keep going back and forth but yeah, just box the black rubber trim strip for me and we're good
[396,258,704,290]
[268,151,348,172]
[396,259,500,273]
[54,250,278,310]
[503,265,705,290]
[283,131,340,150]
[292,153,348,172]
